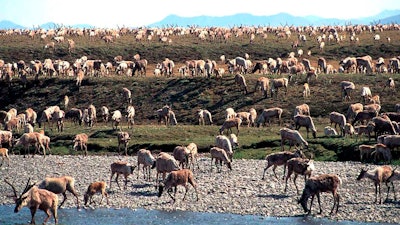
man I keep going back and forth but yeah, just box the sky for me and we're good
[0,0,399,28]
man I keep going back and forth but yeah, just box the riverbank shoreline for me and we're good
[0,155,399,224]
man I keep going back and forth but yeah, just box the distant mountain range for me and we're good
[149,10,400,27]
[0,21,94,30]
[1,10,400,29]
[0,20,25,29]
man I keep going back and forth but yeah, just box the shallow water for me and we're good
[0,205,395,225]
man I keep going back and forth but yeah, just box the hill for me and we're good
[2,72,400,162]
[148,13,312,27]
[0,28,399,163]
[381,14,400,24]
[0,21,94,30]
[1,29,399,122]
[1,10,400,29]
[148,12,400,27]
[2,72,399,126]
[0,28,399,64]
[0,20,25,29]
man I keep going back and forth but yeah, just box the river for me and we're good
[0,205,396,225]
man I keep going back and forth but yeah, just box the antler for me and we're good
[4,179,18,198]
[21,178,34,196]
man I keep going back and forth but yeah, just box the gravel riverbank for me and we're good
[0,155,399,224]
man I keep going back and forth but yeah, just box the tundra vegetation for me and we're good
[0,28,399,164]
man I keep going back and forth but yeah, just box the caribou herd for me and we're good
[0,22,399,81]
[1,23,400,223]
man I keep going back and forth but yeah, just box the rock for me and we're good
[0,155,398,223]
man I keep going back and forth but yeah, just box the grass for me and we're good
[1,29,400,164]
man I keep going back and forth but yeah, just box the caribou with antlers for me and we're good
[4,178,59,224]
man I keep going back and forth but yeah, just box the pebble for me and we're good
[0,155,399,223]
